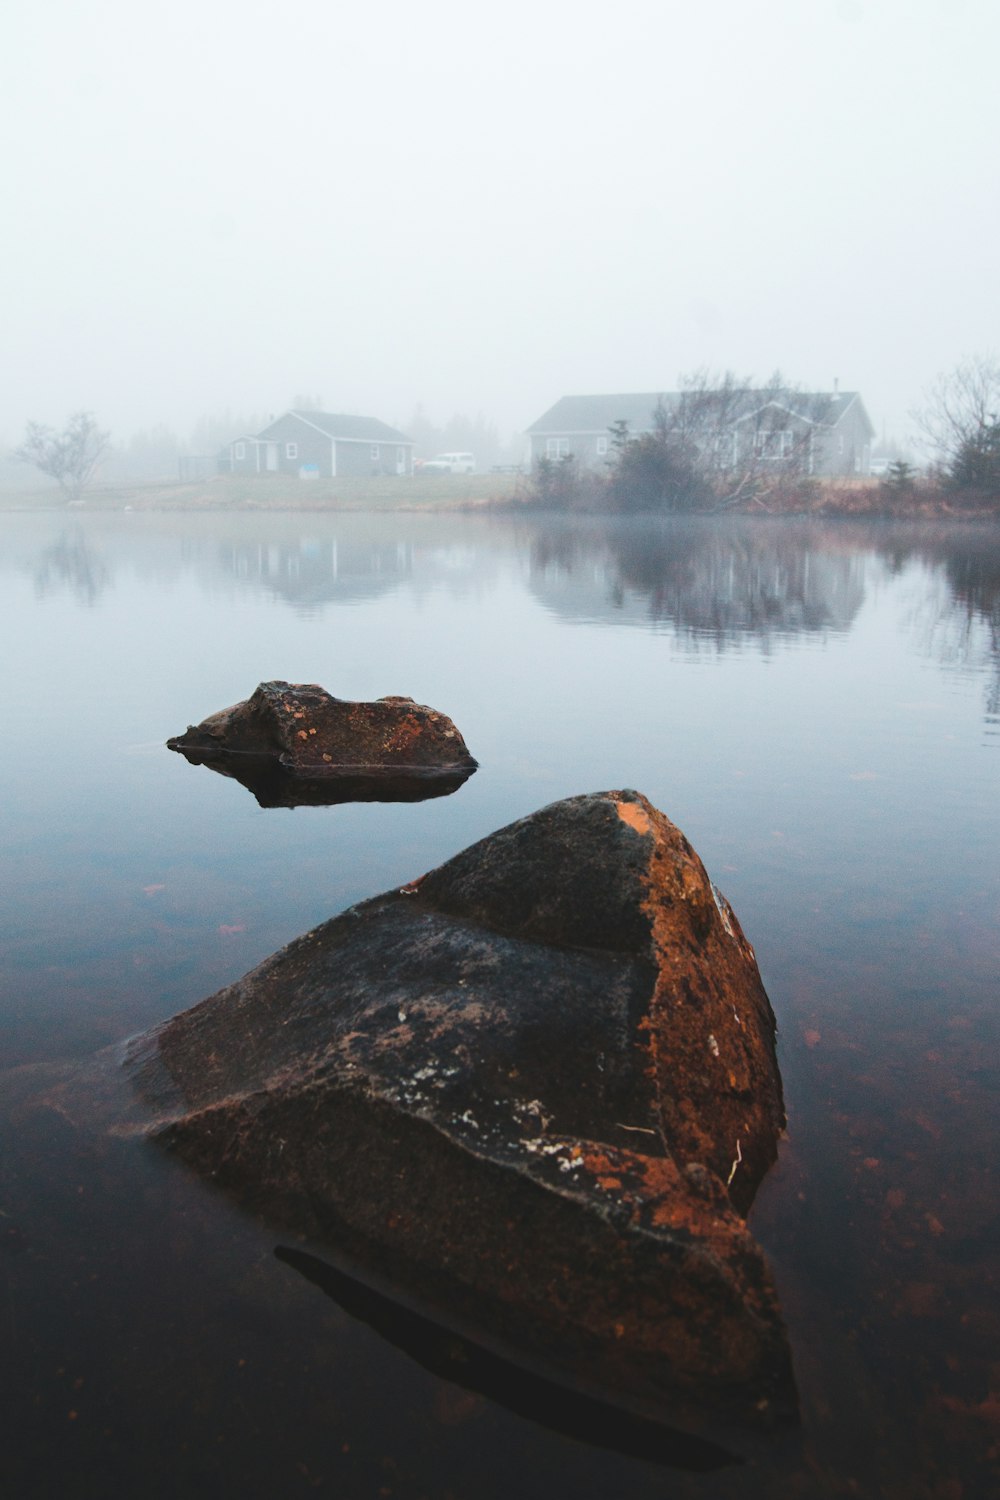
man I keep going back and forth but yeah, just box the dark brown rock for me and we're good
[167,681,477,803]
[127,790,794,1439]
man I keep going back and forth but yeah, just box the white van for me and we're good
[421,452,475,474]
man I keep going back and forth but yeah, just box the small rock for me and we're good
[166,681,477,806]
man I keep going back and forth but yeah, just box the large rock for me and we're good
[167,681,477,804]
[127,790,793,1438]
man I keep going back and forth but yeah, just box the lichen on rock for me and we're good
[127,789,794,1438]
[166,680,477,805]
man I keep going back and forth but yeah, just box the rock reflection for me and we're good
[172,749,476,807]
[275,1245,739,1473]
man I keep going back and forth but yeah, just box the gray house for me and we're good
[220,411,413,479]
[527,389,875,478]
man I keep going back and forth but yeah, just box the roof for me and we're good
[259,411,412,444]
[526,393,679,434]
[527,391,871,436]
[731,392,868,429]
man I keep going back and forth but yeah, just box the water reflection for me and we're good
[928,529,1000,733]
[527,519,867,646]
[2,508,999,1498]
[868,525,1000,735]
[171,749,476,808]
[275,1245,738,1473]
[32,528,111,605]
[521,518,1000,734]
[217,536,413,610]
[9,514,1000,731]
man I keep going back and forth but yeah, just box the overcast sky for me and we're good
[2,0,997,450]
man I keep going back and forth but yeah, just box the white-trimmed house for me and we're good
[526,389,875,477]
[220,411,413,479]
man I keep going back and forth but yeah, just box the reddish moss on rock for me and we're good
[166,681,477,806]
[127,790,794,1440]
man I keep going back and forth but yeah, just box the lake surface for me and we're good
[1,509,998,1499]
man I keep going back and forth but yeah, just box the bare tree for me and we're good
[674,369,822,503]
[15,411,110,503]
[588,373,828,515]
[913,355,1000,489]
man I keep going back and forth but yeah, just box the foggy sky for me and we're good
[2,0,997,451]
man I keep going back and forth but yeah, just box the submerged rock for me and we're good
[167,681,477,803]
[127,790,793,1437]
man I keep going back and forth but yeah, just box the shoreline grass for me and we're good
[0,472,522,513]
[1,471,996,520]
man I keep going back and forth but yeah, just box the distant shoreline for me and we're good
[0,472,516,514]
[1,472,997,521]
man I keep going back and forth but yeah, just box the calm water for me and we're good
[1,510,998,1499]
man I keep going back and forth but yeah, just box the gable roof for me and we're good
[730,392,870,431]
[260,410,412,444]
[527,390,871,436]
[526,394,677,434]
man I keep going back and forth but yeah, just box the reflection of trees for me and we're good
[528,515,1000,730]
[32,530,111,605]
[935,534,995,732]
[816,523,1000,734]
[528,518,866,650]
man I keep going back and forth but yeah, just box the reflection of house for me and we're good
[526,389,875,477]
[527,520,867,646]
[220,411,413,478]
[219,536,413,610]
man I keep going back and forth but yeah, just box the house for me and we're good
[219,411,413,479]
[526,388,875,478]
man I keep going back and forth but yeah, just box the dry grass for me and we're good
[0,472,521,513]
[3,471,995,520]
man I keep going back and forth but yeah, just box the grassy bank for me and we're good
[0,472,522,513]
[3,472,996,520]
[727,477,1000,520]
[498,475,1000,521]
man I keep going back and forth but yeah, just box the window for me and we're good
[235,441,245,460]
[596,436,608,456]
[371,445,380,461]
[753,430,795,460]
[546,437,570,459]
[286,442,298,460]
[713,434,736,468]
